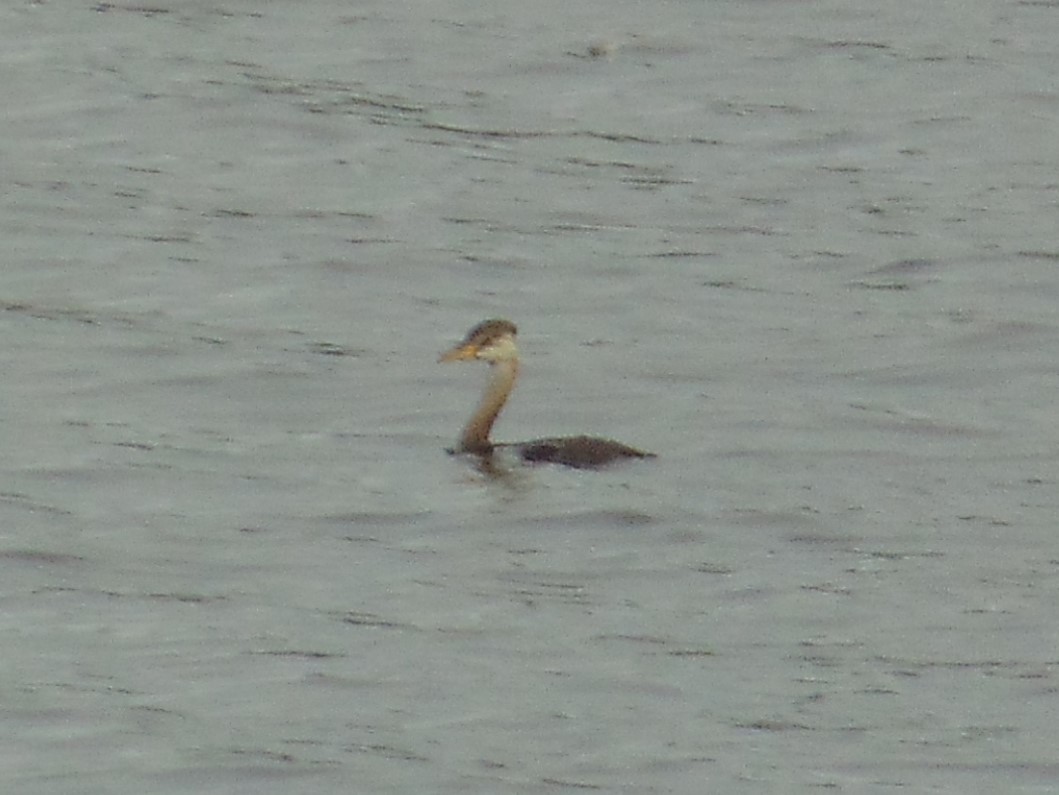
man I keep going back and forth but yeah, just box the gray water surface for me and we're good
[3,1,1058,793]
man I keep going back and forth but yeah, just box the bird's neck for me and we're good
[459,358,519,453]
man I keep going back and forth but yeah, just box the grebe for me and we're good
[439,319,655,469]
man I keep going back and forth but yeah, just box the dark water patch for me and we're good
[646,250,716,259]
[0,492,74,517]
[460,253,523,266]
[113,187,147,200]
[740,195,789,206]
[1012,669,1053,680]
[573,41,619,60]
[812,250,853,261]
[344,235,398,244]
[801,582,853,597]
[724,508,826,531]
[734,719,813,732]
[594,633,668,646]
[496,574,590,606]
[704,223,786,236]
[352,743,429,762]
[623,176,692,190]
[306,341,358,357]
[440,215,525,234]
[334,611,410,630]
[139,231,196,243]
[955,514,1012,527]
[251,650,343,660]
[799,638,862,651]
[1017,249,1059,260]
[232,70,427,128]
[57,582,222,601]
[209,208,256,219]
[147,592,226,604]
[950,320,1057,349]
[793,650,844,668]
[877,656,1059,678]
[700,279,767,291]
[666,648,715,658]
[664,527,708,545]
[303,672,378,690]
[422,121,553,140]
[553,157,686,188]
[579,130,663,144]
[113,440,157,451]
[871,258,939,275]
[850,258,940,291]
[909,114,975,126]
[92,3,172,15]
[716,100,811,117]
[561,156,643,171]
[848,280,912,291]
[0,549,85,566]
[846,403,982,437]
[325,511,434,529]
[3,302,137,327]
[512,509,657,529]
[540,777,604,790]
[223,748,318,769]
[545,221,636,233]
[787,533,863,549]
[325,90,426,115]
[243,72,424,110]
[294,209,375,222]
[855,548,946,561]
[692,562,734,575]
[820,40,894,51]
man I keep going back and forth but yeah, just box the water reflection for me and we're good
[446,446,527,488]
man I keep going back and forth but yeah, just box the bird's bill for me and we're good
[438,343,479,363]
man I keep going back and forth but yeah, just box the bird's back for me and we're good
[517,435,655,469]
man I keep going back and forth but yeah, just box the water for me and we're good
[2,1,1058,792]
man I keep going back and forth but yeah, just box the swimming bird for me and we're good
[438,318,655,469]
